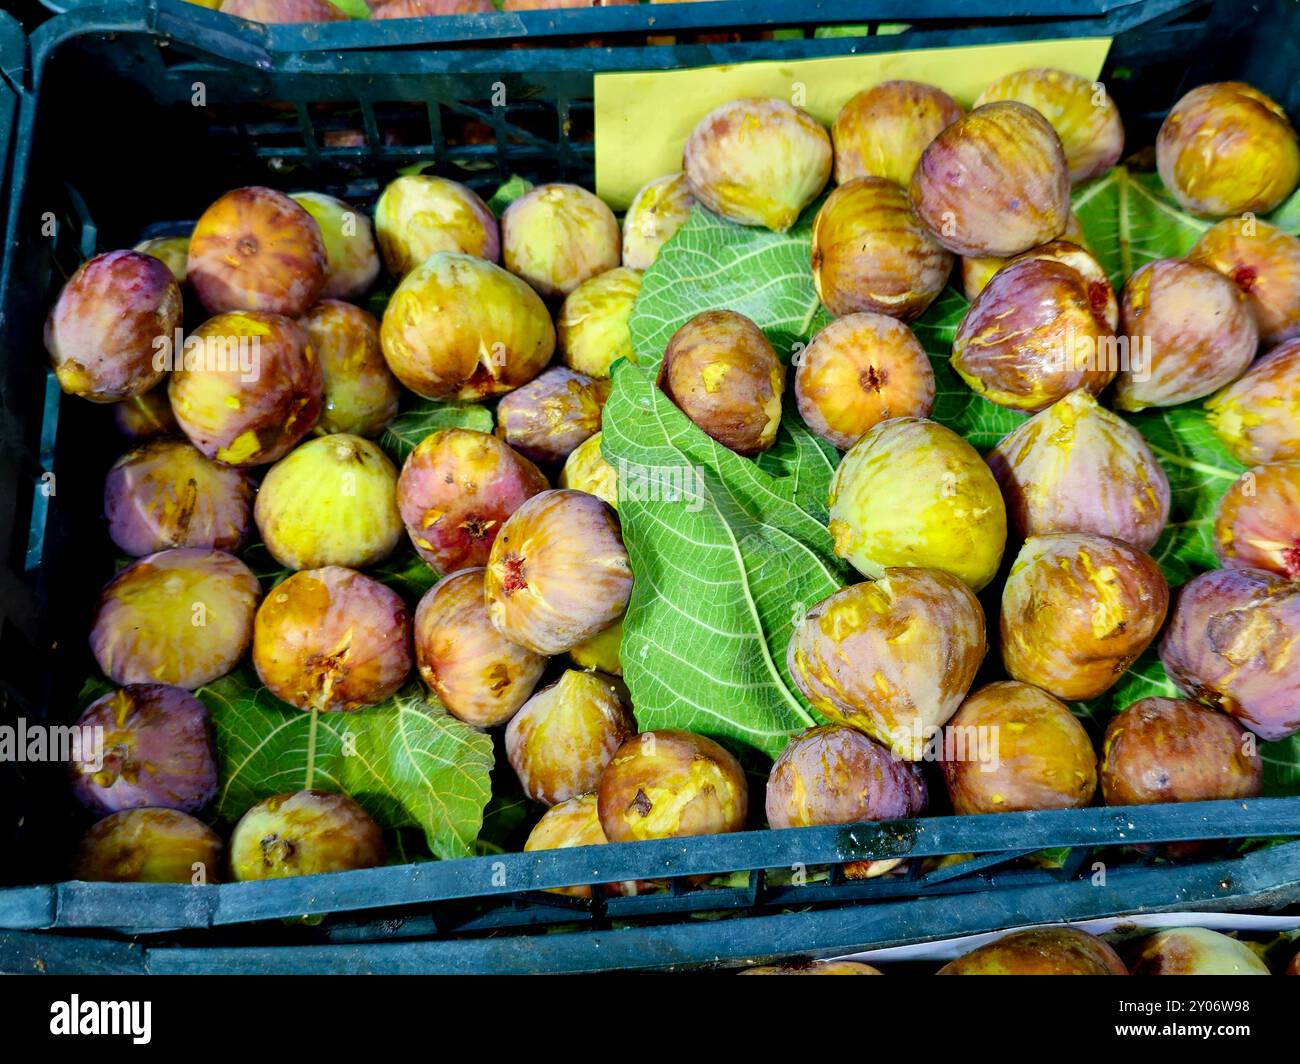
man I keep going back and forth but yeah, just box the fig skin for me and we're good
[229,790,384,881]
[987,389,1171,551]
[254,434,403,571]
[810,177,954,322]
[1115,258,1258,411]
[1156,82,1300,218]
[372,175,499,278]
[961,210,1089,301]
[596,730,748,843]
[522,792,648,899]
[1000,534,1169,702]
[938,927,1127,975]
[1159,567,1300,741]
[741,961,884,976]
[91,548,260,690]
[495,366,611,465]
[104,437,255,557]
[1129,928,1269,976]
[72,808,224,885]
[69,685,219,816]
[621,172,694,270]
[134,235,190,284]
[787,569,987,761]
[485,488,632,655]
[253,567,412,714]
[683,97,832,233]
[559,431,618,509]
[289,192,381,301]
[373,0,495,17]
[657,310,785,457]
[910,101,1070,258]
[828,417,1007,591]
[941,681,1098,815]
[1189,217,1300,346]
[397,428,549,574]
[557,267,643,378]
[1206,339,1300,465]
[831,80,964,187]
[501,183,621,298]
[45,249,181,403]
[1214,462,1300,578]
[380,251,555,401]
[220,0,347,21]
[114,386,180,440]
[302,300,401,438]
[1100,697,1262,806]
[570,616,623,675]
[168,311,324,467]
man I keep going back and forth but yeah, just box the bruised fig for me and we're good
[495,367,610,464]
[289,192,381,302]
[559,432,618,509]
[373,175,499,278]
[72,809,223,884]
[229,791,384,880]
[220,0,348,21]
[1129,928,1269,976]
[1206,339,1300,465]
[831,80,963,187]
[1189,217,1300,346]
[741,961,884,976]
[621,173,694,270]
[557,267,642,378]
[501,183,620,298]
[1214,462,1300,577]
[570,616,623,675]
[302,300,400,438]
[134,235,190,284]
[114,386,179,441]
[961,210,1088,301]
[938,927,1127,975]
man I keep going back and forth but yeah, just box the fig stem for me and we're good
[305,707,319,791]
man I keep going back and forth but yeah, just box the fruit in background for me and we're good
[787,569,986,760]
[90,548,259,690]
[570,616,623,675]
[69,685,218,816]
[621,172,694,270]
[187,186,327,317]
[559,431,618,509]
[397,428,548,573]
[657,310,785,457]
[133,235,190,284]
[960,210,1089,301]
[1214,462,1300,577]
[374,0,495,19]
[229,791,384,880]
[1160,567,1300,741]
[495,366,611,464]
[1189,218,1300,346]
[72,809,223,885]
[1156,82,1300,217]
[104,438,255,556]
[380,252,554,400]
[113,386,179,440]
[1289,950,1300,976]
[372,175,499,278]
[987,389,1171,551]
[741,961,885,976]
[1000,534,1169,701]
[501,183,621,297]
[289,192,381,301]
[828,417,1007,591]
[810,177,954,322]
[683,97,832,233]
[1206,339,1300,464]
[252,566,412,713]
[485,488,632,655]
[45,250,181,403]
[302,300,401,438]
[939,927,1127,975]
[557,267,642,378]
[220,0,348,20]
[831,80,964,187]
[1129,928,1269,975]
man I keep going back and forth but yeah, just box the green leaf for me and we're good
[378,399,494,464]
[367,549,440,601]
[1262,735,1300,797]
[326,0,372,17]
[486,176,534,218]
[1267,186,1300,236]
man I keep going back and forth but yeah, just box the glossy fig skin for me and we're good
[788,569,987,760]
[559,431,618,509]
[1214,462,1300,577]
[495,367,611,465]
[397,428,549,575]
[302,300,401,438]
[569,616,623,675]
[1156,82,1300,218]
[831,80,963,187]
[1206,339,1300,465]
[684,97,832,233]
[289,192,381,301]
[72,809,224,885]
[91,548,260,690]
[938,928,1127,975]
[741,961,884,976]
[229,791,384,881]
[1129,928,1269,976]
[810,177,954,322]
[114,386,180,441]
[45,250,181,402]
[987,389,1171,551]
[220,0,348,22]
[522,792,649,899]
[1189,218,1300,346]
[373,175,499,278]
[557,267,643,378]
[105,438,255,557]
[1000,534,1169,702]
[1159,567,1300,741]
[501,183,621,298]
[621,172,694,270]
[961,210,1088,301]
[134,235,190,284]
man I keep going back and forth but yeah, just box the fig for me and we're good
[621,172,694,270]
[1189,218,1300,346]
[252,566,412,713]
[168,311,323,467]
[45,249,181,402]
[187,186,327,317]
[397,428,548,574]
[114,386,180,440]
[220,0,348,20]
[787,569,986,760]
[1000,534,1169,701]
[1206,339,1300,464]
[831,80,964,187]
[495,366,611,465]
[569,616,623,675]
[373,0,495,17]
[1156,82,1300,218]
[596,730,748,842]
[941,681,1098,814]
[1159,567,1300,741]
[134,235,190,284]
[69,685,218,816]
[1289,950,1300,977]
[559,431,618,509]
[289,192,381,301]
[828,417,1007,591]
[961,210,1088,301]
[372,175,499,279]
[302,300,401,438]
[379,252,555,401]
[1100,697,1262,806]
[523,793,610,899]
[1214,462,1300,577]
[1129,928,1269,975]
[938,927,1127,975]
[657,310,785,457]
[485,488,632,655]
[810,177,954,322]
[91,548,259,690]
[683,97,832,233]
[413,568,546,728]
[556,267,642,378]
[72,809,223,885]
[741,961,884,976]
[229,790,384,880]
[987,389,1171,551]
[501,183,620,298]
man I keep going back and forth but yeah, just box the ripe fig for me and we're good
[114,386,179,441]
[621,172,694,270]
[229,790,384,880]
[495,366,611,465]
[1189,217,1300,346]
[810,177,954,322]
[523,793,610,899]
[569,616,623,675]
[1206,339,1300,464]
[372,175,499,278]
[1214,462,1300,577]
[134,235,190,284]
[559,431,618,509]
[485,488,632,655]
[253,566,412,713]
[938,927,1127,975]
[302,300,401,438]
[828,417,1007,591]
[657,310,785,457]
[1129,928,1269,976]
[557,267,642,378]
[960,210,1088,301]
[91,548,259,689]
[72,808,223,884]
[684,97,832,233]
[501,183,621,297]
[831,80,964,187]
[741,961,884,976]
[220,0,347,21]
[289,192,381,301]
[45,249,181,402]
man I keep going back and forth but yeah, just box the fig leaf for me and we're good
[378,398,493,464]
